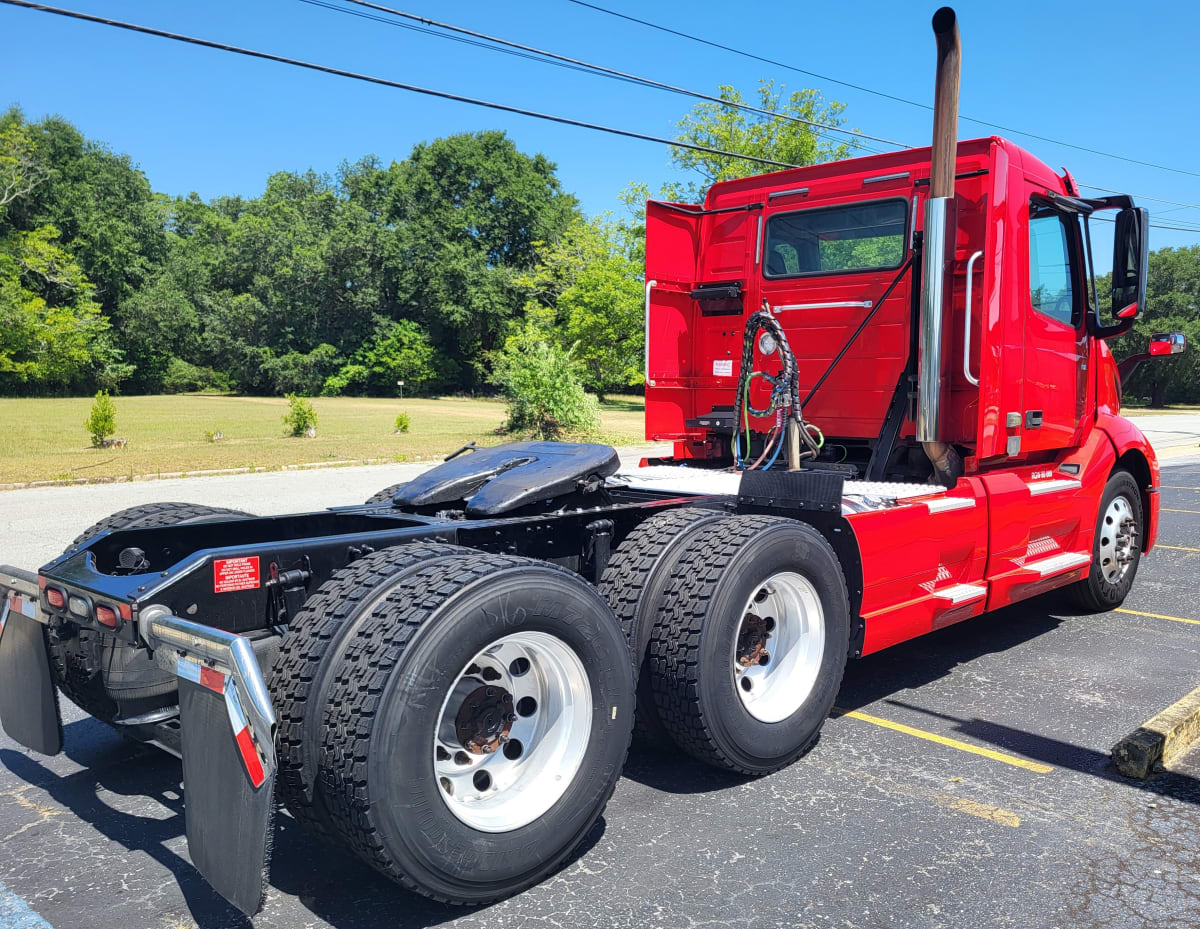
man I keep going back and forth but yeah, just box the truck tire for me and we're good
[50,502,253,723]
[597,506,727,748]
[1069,469,1144,612]
[319,552,634,904]
[269,541,475,834]
[647,515,851,775]
[364,483,405,505]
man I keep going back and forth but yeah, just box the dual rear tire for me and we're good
[269,544,634,905]
[600,511,851,775]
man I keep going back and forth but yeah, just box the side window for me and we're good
[1028,204,1077,326]
[764,199,907,278]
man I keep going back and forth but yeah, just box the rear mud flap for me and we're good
[178,674,275,915]
[0,573,63,756]
[141,610,278,917]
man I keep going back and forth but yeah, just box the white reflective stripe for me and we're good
[926,496,976,513]
[224,679,249,735]
[1023,551,1091,577]
[931,583,987,604]
[1027,478,1082,496]
[176,655,203,684]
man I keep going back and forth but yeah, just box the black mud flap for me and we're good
[0,580,63,756]
[178,675,275,916]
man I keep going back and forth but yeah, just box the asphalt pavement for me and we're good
[1,449,1199,929]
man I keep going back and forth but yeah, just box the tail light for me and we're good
[45,587,66,609]
[95,605,119,628]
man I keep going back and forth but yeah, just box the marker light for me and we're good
[758,331,779,355]
[45,588,66,609]
[95,605,119,628]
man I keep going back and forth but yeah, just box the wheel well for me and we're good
[1114,450,1153,548]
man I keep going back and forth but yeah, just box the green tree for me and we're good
[664,81,857,203]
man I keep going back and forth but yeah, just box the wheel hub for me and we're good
[1099,495,1139,583]
[732,572,826,724]
[454,684,515,754]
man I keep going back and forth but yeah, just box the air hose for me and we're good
[733,301,823,470]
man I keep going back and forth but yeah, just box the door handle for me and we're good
[963,250,983,387]
[1025,410,1043,429]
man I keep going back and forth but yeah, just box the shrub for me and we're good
[262,343,343,395]
[489,328,599,440]
[282,393,318,437]
[394,411,411,433]
[320,363,368,397]
[84,390,117,447]
[162,358,232,394]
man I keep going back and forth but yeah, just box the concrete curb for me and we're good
[1112,682,1200,778]
[0,457,406,492]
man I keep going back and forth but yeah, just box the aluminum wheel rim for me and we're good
[1099,495,1138,583]
[433,631,592,833]
[733,571,826,723]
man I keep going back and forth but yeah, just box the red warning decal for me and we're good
[214,556,260,593]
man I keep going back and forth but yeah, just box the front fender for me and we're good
[1096,413,1160,552]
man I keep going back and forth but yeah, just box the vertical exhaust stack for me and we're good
[918,6,964,487]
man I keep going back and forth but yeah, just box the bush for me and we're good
[282,393,318,437]
[262,343,343,395]
[162,358,233,394]
[489,328,599,440]
[84,390,117,447]
[394,411,411,433]
[321,363,369,397]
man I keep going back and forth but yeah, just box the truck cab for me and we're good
[642,135,1165,652]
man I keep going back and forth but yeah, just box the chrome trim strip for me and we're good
[775,300,873,311]
[768,186,809,200]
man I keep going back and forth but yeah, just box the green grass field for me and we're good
[0,394,649,485]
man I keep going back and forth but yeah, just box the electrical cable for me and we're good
[0,0,801,171]
[567,0,1200,180]
[317,0,905,150]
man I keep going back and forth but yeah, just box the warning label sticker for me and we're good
[712,359,733,377]
[214,556,260,593]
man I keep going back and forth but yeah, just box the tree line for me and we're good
[2,87,1197,407]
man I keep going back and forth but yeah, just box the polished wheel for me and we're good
[434,631,592,832]
[733,571,826,724]
[1098,495,1138,583]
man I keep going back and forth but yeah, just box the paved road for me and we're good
[1,450,1199,928]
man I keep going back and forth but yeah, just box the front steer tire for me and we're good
[1069,469,1144,612]
[648,515,851,775]
[317,552,635,904]
[50,502,254,723]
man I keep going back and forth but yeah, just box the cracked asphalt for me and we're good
[2,458,1200,929]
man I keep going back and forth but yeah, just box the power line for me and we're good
[307,0,904,150]
[567,0,1200,181]
[0,0,801,171]
[2,0,1197,239]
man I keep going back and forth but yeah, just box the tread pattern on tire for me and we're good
[268,542,472,832]
[364,483,406,505]
[647,514,849,775]
[318,552,628,903]
[68,501,251,547]
[1069,468,1143,613]
[597,506,726,743]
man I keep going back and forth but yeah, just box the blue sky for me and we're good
[3,0,1199,257]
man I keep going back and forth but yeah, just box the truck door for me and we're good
[644,201,701,441]
[1019,193,1087,454]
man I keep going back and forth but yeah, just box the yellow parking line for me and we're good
[1116,608,1200,626]
[1162,508,1200,514]
[1161,486,1200,491]
[833,708,1054,773]
[1156,544,1200,553]
[936,794,1021,827]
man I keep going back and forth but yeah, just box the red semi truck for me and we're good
[0,6,1186,918]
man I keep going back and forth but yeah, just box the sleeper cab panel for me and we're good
[850,479,988,656]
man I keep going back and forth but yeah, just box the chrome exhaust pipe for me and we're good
[918,6,964,487]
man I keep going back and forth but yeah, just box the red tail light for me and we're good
[95,605,119,628]
[45,587,66,609]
